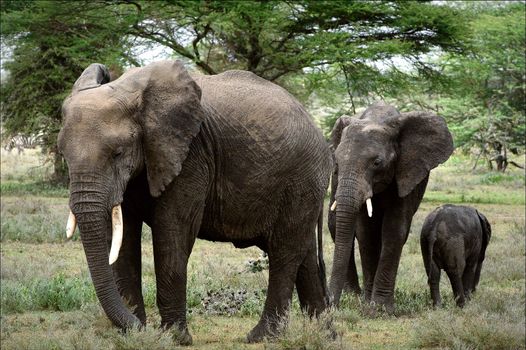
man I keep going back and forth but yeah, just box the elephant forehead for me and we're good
[361,124,388,133]
[64,95,130,126]
[346,124,392,145]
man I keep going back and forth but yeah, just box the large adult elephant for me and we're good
[58,60,332,343]
[328,102,453,311]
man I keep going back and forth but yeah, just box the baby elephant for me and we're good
[420,204,491,307]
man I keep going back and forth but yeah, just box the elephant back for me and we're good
[194,71,332,187]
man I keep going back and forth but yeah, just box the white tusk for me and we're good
[366,198,373,217]
[66,211,77,239]
[109,205,123,265]
[330,201,337,211]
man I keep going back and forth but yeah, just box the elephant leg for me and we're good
[296,239,327,316]
[429,261,442,307]
[111,204,145,324]
[446,269,465,307]
[247,248,303,342]
[151,208,203,345]
[462,260,478,299]
[370,219,409,312]
[247,202,315,343]
[472,259,484,293]
[356,213,382,301]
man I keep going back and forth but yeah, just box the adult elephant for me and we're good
[59,60,332,344]
[328,102,453,311]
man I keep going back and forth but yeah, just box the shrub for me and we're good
[412,288,525,349]
[1,273,95,313]
[266,307,350,350]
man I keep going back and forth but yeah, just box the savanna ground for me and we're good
[1,148,524,350]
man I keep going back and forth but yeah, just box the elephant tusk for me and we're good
[366,198,373,217]
[109,205,123,265]
[330,201,337,211]
[66,210,77,239]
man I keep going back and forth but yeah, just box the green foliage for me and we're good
[266,308,347,350]
[131,1,465,79]
[0,1,138,181]
[413,288,525,349]
[402,3,525,164]
[0,181,68,197]
[1,197,71,243]
[1,0,468,168]
[1,273,96,313]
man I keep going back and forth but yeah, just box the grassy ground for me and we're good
[1,148,525,349]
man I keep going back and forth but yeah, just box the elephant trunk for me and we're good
[329,176,367,305]
[69,175,140,329]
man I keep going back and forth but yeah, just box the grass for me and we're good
[1,148,524,349]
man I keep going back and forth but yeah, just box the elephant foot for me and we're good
[455,297,466,308]
[370,296,395,314]
[246,319,280,343]
[172,327,193,346]
[343,282,362,295]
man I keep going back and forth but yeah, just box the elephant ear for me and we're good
[112,60,205,197]
[476,210,492,259]
[394,111,454,197]
[72,63,111,92]
[141,61,205,197]
[330,115,353,150]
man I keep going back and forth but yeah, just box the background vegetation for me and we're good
[1,0,525,349]
[1,1,524,182]
[1,145,524,349]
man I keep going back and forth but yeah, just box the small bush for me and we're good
[1,273,96,313]
[245,252,269,273]
[0,181,68,197]
[412,288,525,349]
[110,326,175,350]
[479,172,524,186]
[266,308,350,350]
[393,288,431,316]
[200,287,266,316]
[1,198,71,243]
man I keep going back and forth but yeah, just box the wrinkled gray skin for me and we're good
[420,204,491,307]
[328,102,454,311]
[58,60,332,344]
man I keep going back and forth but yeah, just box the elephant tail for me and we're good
[317,203,328,301]
[426,233,437,284]
[420,215,438,285]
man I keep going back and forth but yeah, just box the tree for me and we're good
[0,0,138,183]
[437,3,524,171]
[1,0,470,182]
[128,1,467,106]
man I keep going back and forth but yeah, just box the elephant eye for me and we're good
[112,148,123,159]
[373,158,382,167]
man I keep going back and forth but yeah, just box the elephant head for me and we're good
[58,60,205,329]
[329,101,453,304]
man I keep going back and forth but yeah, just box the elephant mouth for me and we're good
[66,204,124,265]
[331,197,373,217]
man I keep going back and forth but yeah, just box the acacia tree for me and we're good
[0,0,137,183]
[2,0,468,182]
[402,2,525,171]
[127,1,466,102]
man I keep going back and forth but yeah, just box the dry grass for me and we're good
[1,150,524,349]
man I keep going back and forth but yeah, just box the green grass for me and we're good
[0,181,68,197]
[0,149,524,349]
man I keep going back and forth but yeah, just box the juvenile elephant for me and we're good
[420,204,492,307]
[328,102,453,311]
[59,60,332,343]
